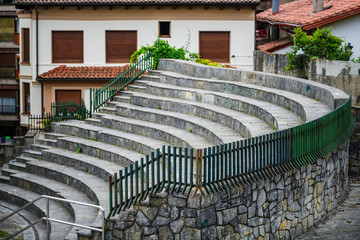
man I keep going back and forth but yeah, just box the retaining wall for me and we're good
[93,141,349,240]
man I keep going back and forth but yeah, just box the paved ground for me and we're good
[298,176,360,240]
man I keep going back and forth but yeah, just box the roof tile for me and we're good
[39,65,130,80]
[257,0,360,29]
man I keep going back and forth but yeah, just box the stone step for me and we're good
[41,147,119,181]
[133,79,304,130]
[43,132,68,140]
[154,71,332,121]
[1,168,18,177]
[104,102,244,145]
[0,175,10,183]
[36,138,58,147]
[8,171,98,239]
[0,182,73,240]
[22,149,42,160]
[127,85,147,92]
[113,95,131,103]
[30,144,51,152]
[123,91,274,137]
[148,70,162,76]
[9,161,26,171]
[55,135,143,167]
[85,117,101,126]
[53,120,167,155]
[16,155,34,164]
[93,112,212,149]
[0,199,47,240]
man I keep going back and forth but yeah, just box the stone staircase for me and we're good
[0,59,346,239]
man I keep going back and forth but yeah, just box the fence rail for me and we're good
[28,99,90,132]
[90,53,153,114]
[107,96,354,218]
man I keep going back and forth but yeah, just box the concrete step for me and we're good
[0,200,47,240]
[56,135,143,166]
[133,79,304,130]
[148,70,162,76]
[154,71,332,121]
[93,112,212,149]
[0,182,72,240]
[36,138,58,147]
[42,147,119,181]
[123,91,274,137]
[113,95,131,103]
[21,158,110,225]
[85,117,101,126]
[22,149,42,160]
[53,120,167,155]
[9,161,26,171]
[104,102,244,145]
[16,155,35,164]
[8,171,98,239]
[30,144,51,152]
[1,168,18,177]
[43,132,68,140]
[0,175,10,183]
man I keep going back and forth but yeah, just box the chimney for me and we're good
[313,0,324,13]
[272,0,279,14]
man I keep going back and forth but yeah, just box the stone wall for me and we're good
[97,141,349,240]
[253,50,360,105]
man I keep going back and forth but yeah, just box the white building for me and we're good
[16,0,259,127]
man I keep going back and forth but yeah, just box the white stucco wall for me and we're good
[328,14,360,59]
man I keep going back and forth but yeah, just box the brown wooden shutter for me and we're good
[106,31,137,63]
[22,28,30,63]
[52,31,83,63]
[55,90,81,105]
[0,53,16,66]
[199,32,230,63]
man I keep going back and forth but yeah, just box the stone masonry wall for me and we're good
[350,106,360,177]
[101,141,349,240]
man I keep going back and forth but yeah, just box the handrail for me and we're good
[90,53,153,114]
[107,95,354,217]
[0,195,105,240]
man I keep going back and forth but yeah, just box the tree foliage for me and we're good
[285,28,353,71]
[130,39,198,68]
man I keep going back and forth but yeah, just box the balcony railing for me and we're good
[0,105,19,114]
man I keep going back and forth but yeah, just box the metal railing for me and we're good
[0,195,105,240]
[28,99,90,132]
[107,96,354,217]
[90,53,153,114]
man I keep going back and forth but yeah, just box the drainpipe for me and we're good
[35,6,43,117]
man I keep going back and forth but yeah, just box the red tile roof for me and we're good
[38,65,130,80]
[16,0,259,6]
[257,0,360,30]
[257,37,293,52]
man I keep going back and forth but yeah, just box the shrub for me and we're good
[195,58,225,68]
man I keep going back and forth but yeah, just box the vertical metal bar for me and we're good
[46,198,50,240]
[114,172,118,207]
[177,147,183,193]
[172,147,177,192]
[109,175,113,211]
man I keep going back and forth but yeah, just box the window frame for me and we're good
[52,31,84,63]
[159,21,171,38]
[23,82,30,114]
[22,28,30,64]
[105,30,137,63]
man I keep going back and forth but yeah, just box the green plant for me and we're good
[195,58,225,68]
[285,28,353,72]
[188,128,192,133]
[76,147,83,153]
[91,137,99,141]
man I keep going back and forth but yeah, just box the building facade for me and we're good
[16,0,259,127]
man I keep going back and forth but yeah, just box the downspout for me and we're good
[36,6,43,117]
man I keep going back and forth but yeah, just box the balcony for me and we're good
[0,67,17,79]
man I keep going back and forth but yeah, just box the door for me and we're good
[199,31,230,63]
[55,90,81,104]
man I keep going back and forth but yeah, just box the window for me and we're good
[0,17,15,42]
[52,31,83,63]
[22,28,30,63]
[23,82,30,113]
[0,97,16,113]
[106,31,137,63]
[159,22,170,38]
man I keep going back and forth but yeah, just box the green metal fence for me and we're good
[28,99,90,132]
[90,53,153,114]
[107,96,354,217]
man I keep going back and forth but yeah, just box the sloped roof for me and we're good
[16,0,260,6]
[257,37,293,52]
[38,65,129,80]
[257,0,360,30]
